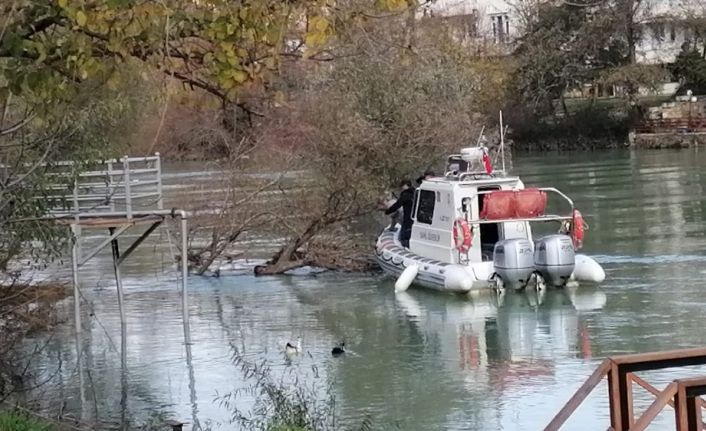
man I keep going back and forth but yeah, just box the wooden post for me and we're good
[677,384,689,431]
[625,372,634,428]
[608,362,623,431]
[686,396,701,431]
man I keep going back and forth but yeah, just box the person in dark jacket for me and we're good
[385,180,414,248]
[415,170,435,186]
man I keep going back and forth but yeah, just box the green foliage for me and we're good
[0,63,152,271]
[512,3,627,114]
[670,48,706,93]
[0,0,329,106]
[0,411,54,431]
[599,64,669,95]
[508,105,629,150]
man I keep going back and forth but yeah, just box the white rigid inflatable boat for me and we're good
[375,146,606,293]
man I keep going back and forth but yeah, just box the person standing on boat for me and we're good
[385,180,414,248]
[415,170,435,186]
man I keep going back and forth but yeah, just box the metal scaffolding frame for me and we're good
[0,153,195,426]
[42,154,189,328]
[36,154,191,424]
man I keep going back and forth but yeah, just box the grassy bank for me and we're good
[0,412,55,431]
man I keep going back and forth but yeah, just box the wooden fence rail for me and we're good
[546,347,706,431]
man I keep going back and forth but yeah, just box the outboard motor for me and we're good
[493,239,534,290]
[534,235,575,287]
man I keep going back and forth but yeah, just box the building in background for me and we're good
[422,0,704,65]
[634,0,706,64]
[419,0,522,53]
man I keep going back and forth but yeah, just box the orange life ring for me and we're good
[570,209,584,250]
[453,218,473,253]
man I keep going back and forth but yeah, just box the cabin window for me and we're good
[416,190,435,224]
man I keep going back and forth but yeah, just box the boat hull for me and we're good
[375,229,492,293]
[375,229,605,292]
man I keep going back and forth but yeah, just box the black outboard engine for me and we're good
[493,239,534,290]
[534,235,575,287]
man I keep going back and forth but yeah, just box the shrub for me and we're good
[0,412,54,431]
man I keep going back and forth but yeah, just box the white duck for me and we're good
[285,338,302,355]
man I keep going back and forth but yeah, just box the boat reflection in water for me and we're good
[394,287,606,393]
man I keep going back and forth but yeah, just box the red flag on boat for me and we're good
[482,150,493,174]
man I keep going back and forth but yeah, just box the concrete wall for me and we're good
[631,132,706,148]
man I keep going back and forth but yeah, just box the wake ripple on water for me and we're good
[591,254,706,265]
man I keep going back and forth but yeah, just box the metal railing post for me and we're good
[123,155,132,219]
[181,215,189,326]
[155,152,164,210]
[72,175,80,217]
[107,160,115,212]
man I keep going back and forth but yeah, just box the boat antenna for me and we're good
[475,125,485,147]
[499,110,506,173]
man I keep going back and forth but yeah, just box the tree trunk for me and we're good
[259,218,325,274]
[403,1,417,52]
[627,24,636,64]
[255,259,306,275]
[195,228,244,275]
[623,0,641,64]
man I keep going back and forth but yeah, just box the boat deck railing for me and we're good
[546,346,706,431]
[467,187,574,225]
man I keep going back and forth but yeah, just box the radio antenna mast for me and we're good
[499,110,506,173]
[475,125,486,147]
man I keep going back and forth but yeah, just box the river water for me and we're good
[20,149,706,430]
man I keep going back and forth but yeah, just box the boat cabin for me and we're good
[409,175,533,264]
[408,148,566,265]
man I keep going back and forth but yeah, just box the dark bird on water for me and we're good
[331,342,345,356]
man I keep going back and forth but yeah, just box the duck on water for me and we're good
[375,146,606,294]
[285,338,302,355]
[332,342,345,356]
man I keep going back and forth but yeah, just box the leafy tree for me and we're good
[512,3,623,115]
[0,0,332,121]
[670,47,706,93]
[0,65,151,271]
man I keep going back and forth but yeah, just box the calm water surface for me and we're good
[23,149,706,430]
